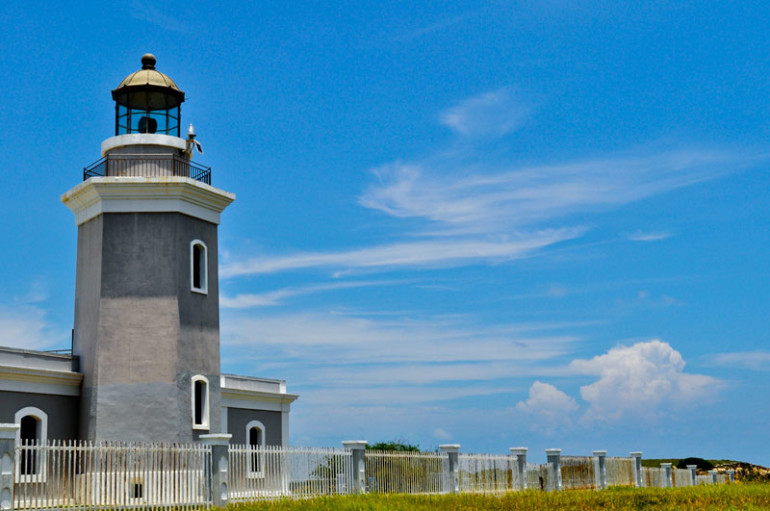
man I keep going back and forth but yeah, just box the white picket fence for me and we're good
[8,441,735,510]
[364,450,445,494]
[457,453,518,493]
[228,445,353,501]
[13,440,210,510]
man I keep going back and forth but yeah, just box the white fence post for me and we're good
[727,469,735,482]
[545,449,562,491]
[200,433,232,507]
[661,463,672,488]
[439,444,460,494]
[510,447,528,490]
[687,464,697,486]
[342,441,367,494]
[592,450,607,490]
[0,424,19,511]
[709,469,718,484]
[630,451,643,487]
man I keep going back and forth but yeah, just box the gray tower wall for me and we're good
[74,212,222,442]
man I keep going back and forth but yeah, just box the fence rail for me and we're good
[0,436,736,511]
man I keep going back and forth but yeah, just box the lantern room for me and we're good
[112,54,185,136]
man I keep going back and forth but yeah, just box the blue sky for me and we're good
[1,1,769,463]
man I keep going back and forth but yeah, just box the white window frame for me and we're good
[14,406,48,483]
[190,240,208,295]
[246,420,266,478]
[191,375,210,430]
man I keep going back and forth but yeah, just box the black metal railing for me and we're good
[83,154,211,185]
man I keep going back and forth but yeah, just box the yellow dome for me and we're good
[112,54,185,110]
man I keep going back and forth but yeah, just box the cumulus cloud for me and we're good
[570,340,720,422]
[439,88,531,138]
[516,381,579,429]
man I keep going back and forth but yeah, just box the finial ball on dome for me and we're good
[141,53,157,70]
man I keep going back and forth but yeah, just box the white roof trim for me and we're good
[0,365,82,396]
[61,177,235,226]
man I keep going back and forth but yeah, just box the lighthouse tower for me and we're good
[62,54,235,442]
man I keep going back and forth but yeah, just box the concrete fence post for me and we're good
[592,450,607,490]
[510,447,528,490]
[545,449,562,491]
[709,470,718,484]
[199,433,232,508]
[630,452,643,487]
[661,463,672,488]
[439,444,460,494]
[342,441,368,494]
[686,464,697,486]
[726,469,735,483]
[0,424,19,511]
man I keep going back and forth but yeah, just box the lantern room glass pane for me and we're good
[116,104,180,136]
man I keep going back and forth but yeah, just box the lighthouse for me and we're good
[62,54,236,442]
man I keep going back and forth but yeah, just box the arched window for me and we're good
[14,407,48,481]
[191,375,209,430]
[190,240,208,294]
[246,420,266,477]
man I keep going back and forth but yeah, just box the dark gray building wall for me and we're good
[73,212,222,442]
[0,392,79,440]
[226,408,283,446]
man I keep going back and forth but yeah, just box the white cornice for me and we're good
[61,177,236,226]
[0,365,82,396]
[222,387,298,413]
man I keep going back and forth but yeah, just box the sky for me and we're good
[1,1,769,464]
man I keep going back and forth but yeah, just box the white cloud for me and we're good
[360,149,745,236]
[627,231,672,242]
[0,305,62,351]
[570,340,720,422]
[439,88,531,138]
[220,228,581,278]
[222,311,577,366]
[432,428,453,441]
[220,280,397,308]
[516,381,579,430]
[710,351,770,371]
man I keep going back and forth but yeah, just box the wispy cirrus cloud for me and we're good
[220,280,399,308]
[220,228,581,278]
[709,350,770,371]
[627,230,673,242]
[360,149,750,236]
[0,305,63,351]
[439,87,532,138]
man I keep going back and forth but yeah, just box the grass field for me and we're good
[224,484,770,510]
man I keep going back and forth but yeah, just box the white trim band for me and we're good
[62,177,235,226]
[101,134,187,156]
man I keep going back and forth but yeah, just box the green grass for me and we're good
[222,484,770,511]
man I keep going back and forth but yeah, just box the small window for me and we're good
[14,407,48,482]
[246,420,266,477]
[190,240,208,294]
[191,375,209,430]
